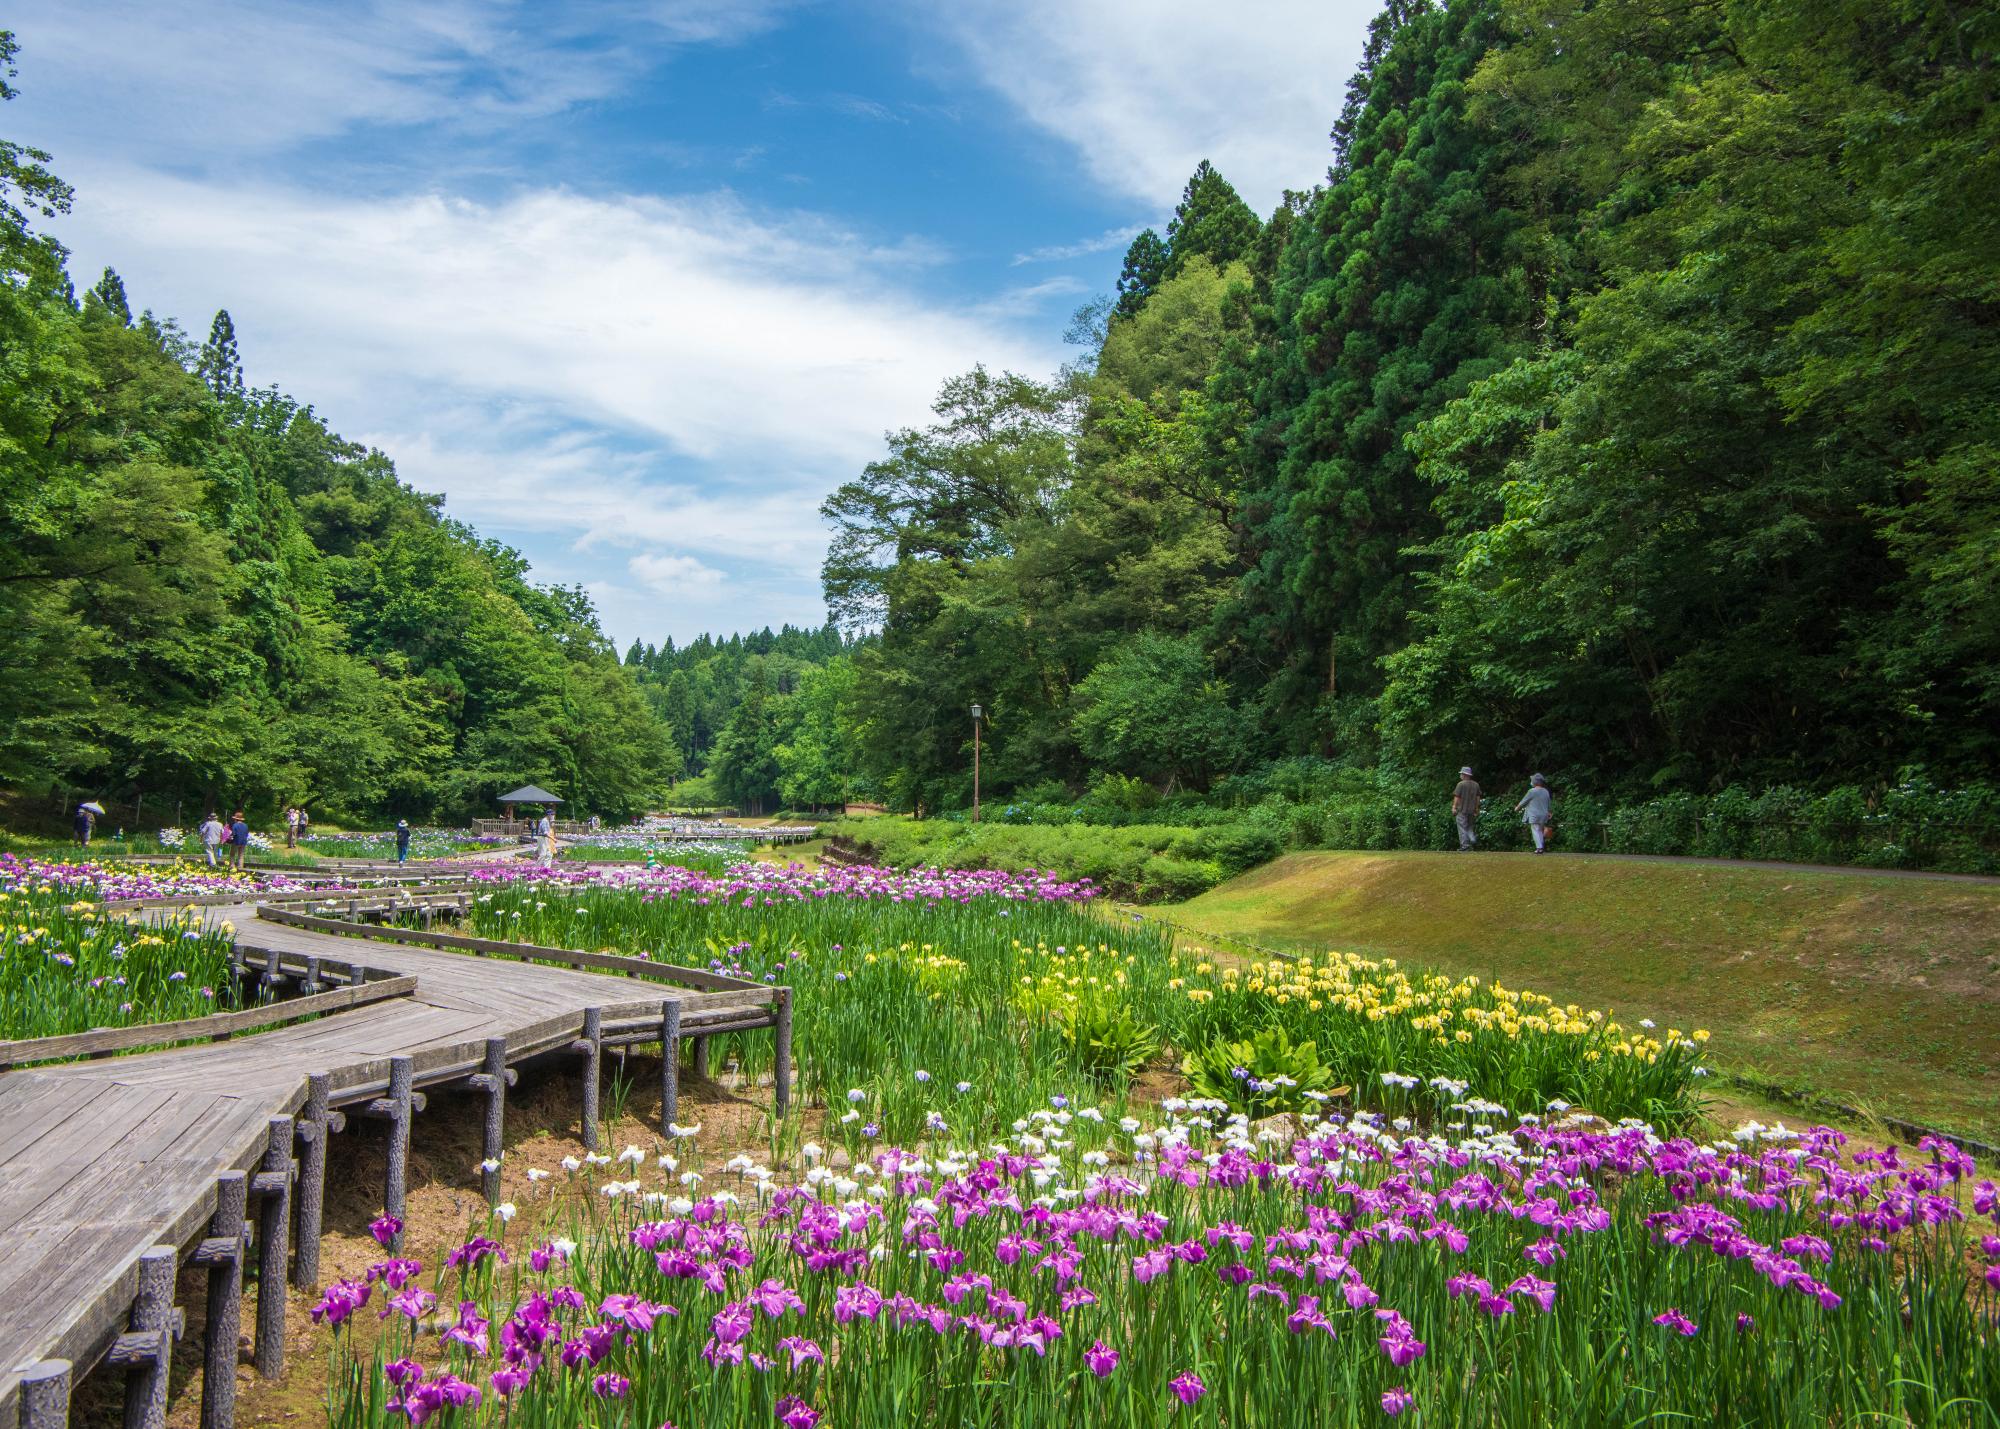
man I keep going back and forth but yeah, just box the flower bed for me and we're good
[439,873,1704,1131]
[0,880,243,1038]
[316,1105,2000,1428]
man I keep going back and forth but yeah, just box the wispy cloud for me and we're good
[45,163,1058,640]
[913,0,1373,208]
[1011,224,1147,266]
[5,0,796,159]
[629,551,729,594]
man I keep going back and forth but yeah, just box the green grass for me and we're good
[1150,851,2000,1141]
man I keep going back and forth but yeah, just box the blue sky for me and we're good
[8,0,1372,646]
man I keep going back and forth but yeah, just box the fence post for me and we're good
[659,1000,682,1131]
[478,1037,508,1204]
[385,1056,413,1251]
[20,1359,72,1429]
[580,1008,603,1153]
[121,1246,178,1429]
[198,1173,246,1429]
[293,1074,331,1289]
[254,1115,293,1376]
[774,986,793,1118]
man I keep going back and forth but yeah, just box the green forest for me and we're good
[6,0,1998,844]
[806,0,1999,824]
[0,37,675,824]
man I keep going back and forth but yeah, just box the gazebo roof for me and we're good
[497,785,564,805]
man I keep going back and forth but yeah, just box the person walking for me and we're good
[285,805,301,848]
[73,803,95,847]
[1451,767,1483,851]
[534,808,555,864]
[1515,773,1554,854]
[227,810,251,871]
[394,818,411,865]
[198,811,227,868]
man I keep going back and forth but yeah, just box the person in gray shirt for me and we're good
[1452,767,1482,850]
[1515,773,1553,853]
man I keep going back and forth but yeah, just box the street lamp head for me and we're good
[970,703,983,721]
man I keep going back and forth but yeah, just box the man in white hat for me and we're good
[1451,767,1482,851]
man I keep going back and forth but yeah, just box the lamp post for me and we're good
[970,704,983,824]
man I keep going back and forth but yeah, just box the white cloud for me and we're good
[918,0,1375,209]
[4,0,793,158]
[42,163,1058,642]
[1011,225,1147,266]
[55,165,1053,469]
[629,552,728,593]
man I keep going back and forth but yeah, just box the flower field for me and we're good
[318,1106,2000,1428]
[0,858,248,1038]
[427,863,1706,1133]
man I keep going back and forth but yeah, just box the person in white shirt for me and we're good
[198,813,227,868]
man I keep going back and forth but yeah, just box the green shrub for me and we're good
[1182,1025,1337,1117]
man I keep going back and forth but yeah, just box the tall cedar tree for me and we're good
[1114,229,1169,318]
[1237,0,1527,749]
[1163,161,1261,277]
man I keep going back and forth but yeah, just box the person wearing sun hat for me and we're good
[1451,766,1482,851]
[1515,773,1553,853]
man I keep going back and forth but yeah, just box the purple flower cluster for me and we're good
[323,1124,2000,1426]
[462,858,1100,905]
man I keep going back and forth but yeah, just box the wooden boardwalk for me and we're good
[0,888,788,1429]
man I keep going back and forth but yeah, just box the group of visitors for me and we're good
[282,805,312,847]
[1449,767,1555,854]
[196,811,253,869]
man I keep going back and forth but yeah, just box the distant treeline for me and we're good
[618,626,869,814]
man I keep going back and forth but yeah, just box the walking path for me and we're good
[0,885,785,1429]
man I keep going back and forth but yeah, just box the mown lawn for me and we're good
[1151,851,2000,1141]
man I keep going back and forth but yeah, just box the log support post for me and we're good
[774,986,794,1118]
[384,1056,413,1250]
[196,1172,245,1429]
[577,1007,603,1152]
[692,1034,710,1080]
[659,1000,682,1132]
[253,1115,293,1377]
[118,1246,180,1429]
[21,1360,73,1429]
[302,956,323,995]
[293,1074,335,1289]
[469,1037,512,1203]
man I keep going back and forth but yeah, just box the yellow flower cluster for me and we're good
[1010,939,1135,1021]
[1178,947,1705,1062]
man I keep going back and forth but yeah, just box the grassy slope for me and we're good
[1154,851,2000,1140]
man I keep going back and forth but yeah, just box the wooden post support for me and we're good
[254,1115,293,1377]
[659,1000,682,1132]
[774,985,794,1118]
[261,947,283,995]
[385,1056,413,1251]
[120,1246,179,1429]
[692,1034,710,1080]
[579,1008,603,1153]
[477,1037,507,1203]
[197,1172,245,1429]
[20,1359,72,1429]
[293,1074,331,1289]
[302,955,323,995]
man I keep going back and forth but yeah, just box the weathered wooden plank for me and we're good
[254,907,757,991]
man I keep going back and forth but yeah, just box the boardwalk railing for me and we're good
[0,974,418,1072]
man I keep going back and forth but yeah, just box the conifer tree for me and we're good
[1163,161,1260,277]
[84,266,131,325]
[1114,229,1169,318]
[196,308,243,394]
